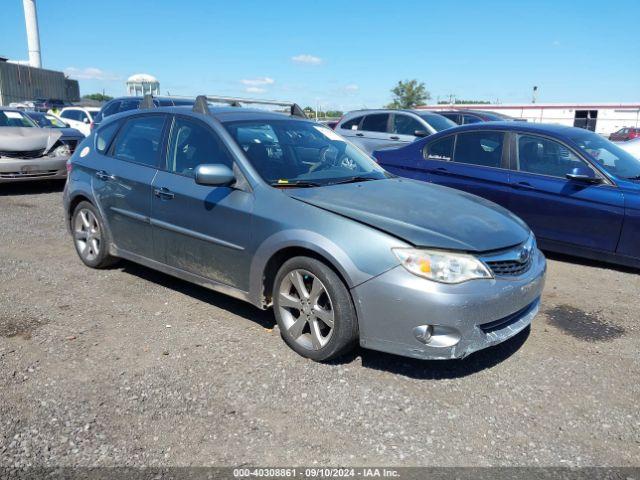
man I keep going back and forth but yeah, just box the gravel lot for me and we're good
[1,181,639,468]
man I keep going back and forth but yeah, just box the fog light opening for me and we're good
[413,325,434,344]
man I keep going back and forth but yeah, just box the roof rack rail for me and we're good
[193,94,307,119]
[139,94,156,109]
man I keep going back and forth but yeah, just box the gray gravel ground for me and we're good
[0,181,639,468]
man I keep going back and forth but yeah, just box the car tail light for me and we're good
[630,131,639,139]
[66,159,73,174]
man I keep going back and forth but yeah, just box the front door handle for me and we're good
[153,187,175,200]
[389,136,400,140]
[433,166,449,173]
[95,170,115,181]
[355,133,364,137]
[515,181,535,190]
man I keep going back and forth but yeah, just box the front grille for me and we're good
[0,169,60,178]
[480,300,537,333]
[0,148,46,159]
[486,256,532,276]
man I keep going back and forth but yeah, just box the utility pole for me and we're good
[22,0,42,68]
[532,86,538,104]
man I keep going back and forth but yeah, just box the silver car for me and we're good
[63,96,545,362]
[0,108,82,183]
[336,109,456,154]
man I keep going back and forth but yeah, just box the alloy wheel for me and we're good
[74,208,101,263]
[278,269,335,350]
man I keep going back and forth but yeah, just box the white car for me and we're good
[615,138,640,159]
[58,107,101,136]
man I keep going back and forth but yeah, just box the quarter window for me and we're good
[95,121,121,154]
[516,134,587,178]
[111,115,166,167]
[392,114,423,136]
[453,132,505,168]
[167,117,233,177]
[424,136,454,161]
[361,114,390,133]
[340,116,363,131]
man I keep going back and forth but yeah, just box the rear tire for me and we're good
[273,256,358,362]
[71,201,118,269]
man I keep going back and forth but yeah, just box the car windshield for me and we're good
[566,129,640,179]
[224,119,389,187]
[0,111,37,127]
[417,113,457,132]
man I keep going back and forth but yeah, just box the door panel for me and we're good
[151,171,254,289]
[93,157,157,258]
[390,113,422,145]
[425,131,511,207]
[508,134,624,251]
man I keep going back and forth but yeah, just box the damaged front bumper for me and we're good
[352,248,546,360]
[0,155,68,183]
[0,126,77,183]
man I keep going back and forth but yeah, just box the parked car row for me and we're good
[7,92,640,365]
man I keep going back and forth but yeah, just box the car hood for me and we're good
[286,178,529,252]
[0,127,62,153]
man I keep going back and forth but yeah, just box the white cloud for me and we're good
[291,54,322,65]
[241,77,275,86]
[245,86,267,94]
[64,67,121,81]
[344,84,359,92]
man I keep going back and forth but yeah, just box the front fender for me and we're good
[249,229,379,307]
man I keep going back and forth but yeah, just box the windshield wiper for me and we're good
[329,176,380,185]
[270,180,322,188]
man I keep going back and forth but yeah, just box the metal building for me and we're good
[0,57,79,106]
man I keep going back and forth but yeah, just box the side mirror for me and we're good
[414,129,429,138]
[83,117,90,124]
[194,164,235,186]
[566,166,602,184]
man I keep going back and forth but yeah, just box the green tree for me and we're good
[386,80,430,109]
[82,93,113,102]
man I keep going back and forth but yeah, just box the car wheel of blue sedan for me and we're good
[274,257,358,361]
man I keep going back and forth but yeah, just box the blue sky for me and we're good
[1,0,638,110]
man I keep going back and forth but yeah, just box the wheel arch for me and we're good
[249,231,367,309]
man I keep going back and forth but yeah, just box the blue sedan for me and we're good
[374,122,640,269]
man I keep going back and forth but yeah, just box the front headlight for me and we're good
[50,144,71,157]
[393,248,493,284]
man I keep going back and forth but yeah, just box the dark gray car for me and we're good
[63,96,545,362]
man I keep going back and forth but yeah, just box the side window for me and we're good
[453,132,505,168]
[423,136,454,161]
[361,114,390,133]
[119,100,141,113]
[95,121,121,154]
[102,101,120,118]
[516,134,587,178]
[167,117,233,177]
[340,116,363,131]
[111,115,166,167]
[78,111,89,123]
[462,114,482,125]
[392,114,423,136]
[60,110,77,121]
[441,113,461,124]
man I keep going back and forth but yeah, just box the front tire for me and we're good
[273,256,358,362]
[71,201,117,269]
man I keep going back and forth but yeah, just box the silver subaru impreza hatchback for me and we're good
[63,96,545,362]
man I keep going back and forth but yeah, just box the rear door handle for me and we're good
[95,170,115,181]
[355,133,364,137]
[389,136,400,140]
[153,187,175,200]
[433,166,449,173]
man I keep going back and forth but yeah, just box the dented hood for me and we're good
[286,177,530,252]
[0,127,62,152]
